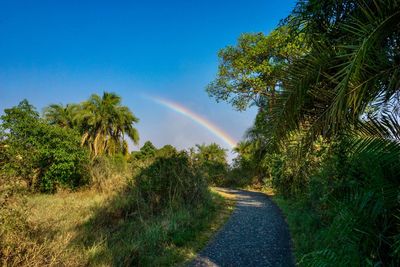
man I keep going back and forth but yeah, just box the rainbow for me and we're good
[147,96,237,149]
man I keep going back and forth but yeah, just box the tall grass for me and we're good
[0,152,234,266]
[270,137,400,266]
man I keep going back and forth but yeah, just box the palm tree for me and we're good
[76,92,139,158]
[270,0,400,145]
[43,103,78,128]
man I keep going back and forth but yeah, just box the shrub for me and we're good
[35,124,90,192]
[76,149,218,266]
[89,154,130,192]
[135,151,209,213]
[131,141,157,160]
[275,136,400,266]
[190,143,228,186]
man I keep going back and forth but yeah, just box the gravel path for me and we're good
[188,188,294,267]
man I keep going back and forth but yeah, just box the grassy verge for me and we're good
[5,187,235,266]
[271,195,319,266]
[178,187,236,266]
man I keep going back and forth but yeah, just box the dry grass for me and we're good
[1,187,236,266]
[178,187,236,265]
[25,190,108,266]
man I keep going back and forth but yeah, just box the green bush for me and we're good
[190,143,228,186]
[1,100,89,192]
[89,154,130,192]
[75,149,215,265]
[264,135,330,197]
[135,151,209,213]
[274,136,400,266]
[35,124,90,192]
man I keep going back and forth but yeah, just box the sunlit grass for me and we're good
[9,187,236,266]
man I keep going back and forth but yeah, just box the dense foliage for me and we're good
[190,143,228,186]
[210,0,400,265]
[0,100,89,192]
[44,92,139,158]
[135,151,209,213]
[77,143,216,265]
[1,92,140,192]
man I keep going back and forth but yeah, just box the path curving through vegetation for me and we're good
[189,188,294,267]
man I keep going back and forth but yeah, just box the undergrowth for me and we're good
[0,152,234,266]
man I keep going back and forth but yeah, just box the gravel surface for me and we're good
[188,188,294,267]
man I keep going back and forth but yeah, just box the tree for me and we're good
[193,143,227,163]
[192,143,228,185]
[43,103,78,128]
[209,0,400,154]
[140,141,157,157]
[76,92,140,158]
[155,145,177,158]
[131,141,157,161]
[232,141,258,174]
[270,0,400,142]
[207,26,306,111]
[1,100,89,192]
[0,100,39,185]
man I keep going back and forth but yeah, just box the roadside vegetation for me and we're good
[2,0,400,266]
[0,93,232,266]
[210,0,400,266]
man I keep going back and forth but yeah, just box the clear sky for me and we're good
[0,0,296,158]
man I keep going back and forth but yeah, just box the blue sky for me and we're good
[0,0,296,156]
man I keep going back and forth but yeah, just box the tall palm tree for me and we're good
[76,92,139,158]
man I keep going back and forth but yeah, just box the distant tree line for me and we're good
[0,92,140,192]
[0,92,228,192]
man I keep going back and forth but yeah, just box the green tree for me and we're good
[131,141,157,161]
[207,26,306,111]
[1,100,89,192]
[76,92,140,158]
[155,145,177,158]
[139,141,157,157]
[0,100,39,185]
[192,143,228,186]
[43,103,78,128]
[270,0,400,142]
